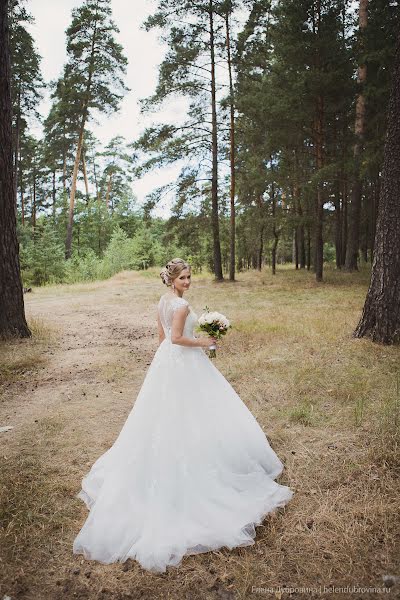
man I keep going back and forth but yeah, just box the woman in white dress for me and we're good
[73,258,294,573]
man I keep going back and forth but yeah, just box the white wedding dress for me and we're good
[73,293,294,573]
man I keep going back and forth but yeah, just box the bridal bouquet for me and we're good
[197,306,231,358]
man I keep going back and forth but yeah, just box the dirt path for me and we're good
[1,272,158,446]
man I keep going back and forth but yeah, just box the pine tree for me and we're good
[234,0,354,280]
[9,0,44,207]
[98,136,133,211]
[137,0,231,280]
[62,0,128,259]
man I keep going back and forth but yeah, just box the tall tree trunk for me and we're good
[314,95,324,282]
[293,171,304,268]
[0,0,31,339]
[209,0,223,281]
[271,181,278,275]
[93,152,100,202]
[65,117,86,258]
[354,32,400,344]
[296,180,306,268]
[258,229,264,271]
[341,181,348,266]
[225,11,236,282]
[370,174,379,263]
[62,124,67,194]
[81,149,90,202]
[313,1,324,282]
[105,171,113,208]
[258,220,264,271]
[345,0,368,271]
[362,192,369,262]
[19,147,24,225]
[65,14,98,259]
[334,178,342,268]
[13,90,20,205]
[306,225,311,271]
[52,170,56,219]
[256,195,264,271]
[32,167,36,229]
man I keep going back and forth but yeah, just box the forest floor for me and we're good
[0,266,399,600]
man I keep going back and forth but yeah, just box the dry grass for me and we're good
[0,265,399,600]
[0,316,55,388]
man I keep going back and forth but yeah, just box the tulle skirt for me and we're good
[73,339,294,573]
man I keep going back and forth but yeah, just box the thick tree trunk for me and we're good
[345,0,368,271]
[354,32,400,344]
[370,175,379,263]
[209,0,223,281]
[362,192,369,262]
[225,11,236,282]
[0,0,31,339]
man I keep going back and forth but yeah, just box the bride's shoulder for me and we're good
[172,297,189,308]
[160,292,189,306]
[160,293,189,310]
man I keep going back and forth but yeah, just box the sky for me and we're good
[27,0,188,217]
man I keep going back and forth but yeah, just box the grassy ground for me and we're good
[0,265,399,600]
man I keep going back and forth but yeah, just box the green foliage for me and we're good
[64,0,129,117]
[99,226,133,277]
[11,0,398,283]
[19,221,65,286]
[323,242,336,264]
[64,249,102,283]
[9,0,45,128]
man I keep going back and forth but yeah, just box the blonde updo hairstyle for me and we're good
[160,258,191,287]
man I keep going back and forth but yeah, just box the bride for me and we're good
[73,258,294,573]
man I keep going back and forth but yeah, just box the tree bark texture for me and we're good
[354,32,400,344]
[0,0,31,339]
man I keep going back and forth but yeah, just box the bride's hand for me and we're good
[198,337,218,348]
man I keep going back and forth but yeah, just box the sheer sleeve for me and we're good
[171,297,189,312]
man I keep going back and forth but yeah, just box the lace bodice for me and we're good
[158,293,198,340]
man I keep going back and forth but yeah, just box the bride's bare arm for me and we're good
[171,307,216,348]
[158,313,166,344]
